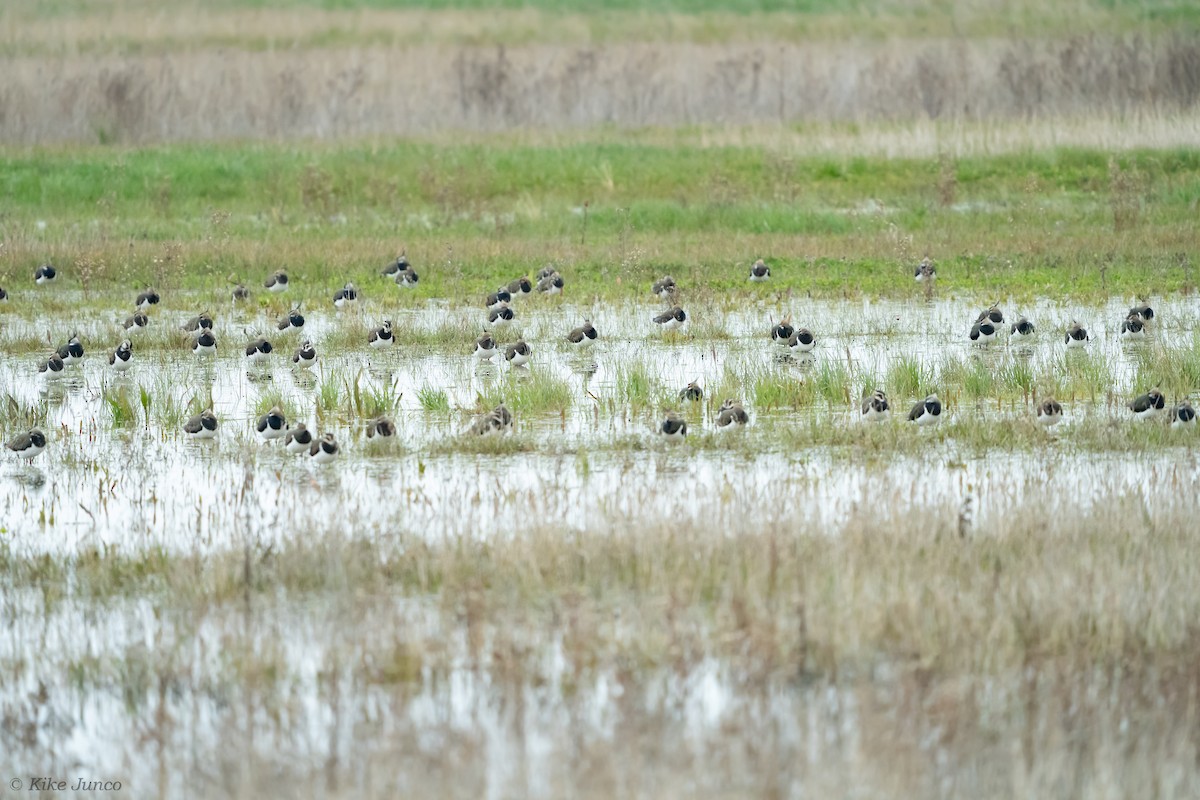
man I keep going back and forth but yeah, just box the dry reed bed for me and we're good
[3,35,1199,144]
[1,2,1177,52]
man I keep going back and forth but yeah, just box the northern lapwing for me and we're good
[34,264,56,285]
[309,433,340,463]
[182,311,214,335]
[508,276,533,296]
[394,263,419,287]
[567,320,598,347]
[124,312,150,333]
[284,422,313,454]
[292,339,317,369]
[486,287,512,311]
[109,339,133,372]
[1011,317,1036,338]
[264,271,289,293]
[537,272,564,295]
[861,389,890,422]
[749,259,771,282]
[135,289,160,311]
[0,287,7,301]
[660,411,688,439]
[382,253,410,277]
[276,306,305,331]
[1065,321,1089,348]
[1036,398,1064,428]
[679,380,703,402]
[977,304,1005,331]
[245,337,273,365]
[505,339,531,367]
[184,409,219,440]
[969,320,998,344]
[1119,313,1145,341]
[652,276,677,299]
[38,352,65,380]
[1129,388,1166,421]
[788,327,816,353]
[232,284,250,302]
[716,399,749,428]
[333,283,358,310]
[536,265,557,280]
[192,329,217,356]
[1129,305,1155,322]
[367,416,397,439]
[473,332,498,361]
[256,406,288,441]
[1170,401,1196,427]
[368,320,394,349]
[470,404,513,435]
[907,393,942,425]
[770,316,794,346]
[652,306,687,332]
[488,303,514,328]
[914,257,936,282]
[57,333,84,366]
[5,428,46,461]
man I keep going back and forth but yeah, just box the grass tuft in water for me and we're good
[317,370,342,419]
[0,393,49,430]
[101,385,138,428]
[752,369,813,411]
[480,371,574,414]
[615,361,661,409]
[886,355,932,400]
[417,385,451,412]
[813,359,852,407]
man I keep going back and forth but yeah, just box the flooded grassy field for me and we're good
[3,52,1200,790]
[2,292,1199,545]
[3,283,1200,797]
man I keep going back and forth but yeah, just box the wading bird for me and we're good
[861,389,890,422]
[652,306,687,332]
[1129,388,1165,421]
[309,433,340,463]
[108,339,133,372]
[716,399,749,428]
[567,321,598,348]
[907,394,942,426]
[256,406,288,441]
[660,411,688,439]
[264,271,289,293]
[6,428,47,461]
[184,409,219,440]
[505,339,531,367]
[1037,398,1064,428]
[284,423,313,454]
[368,320,394,349]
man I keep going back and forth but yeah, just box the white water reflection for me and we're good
[3,584,1197,799]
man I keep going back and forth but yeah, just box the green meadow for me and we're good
[2,141,1198,299]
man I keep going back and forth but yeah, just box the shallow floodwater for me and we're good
[1,295,1195,549]
[2,295,1198,797]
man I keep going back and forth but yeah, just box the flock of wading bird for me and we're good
[2,255,1195,463]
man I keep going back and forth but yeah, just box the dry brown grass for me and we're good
[2,1,1186,53]
[2,34,1199,145]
